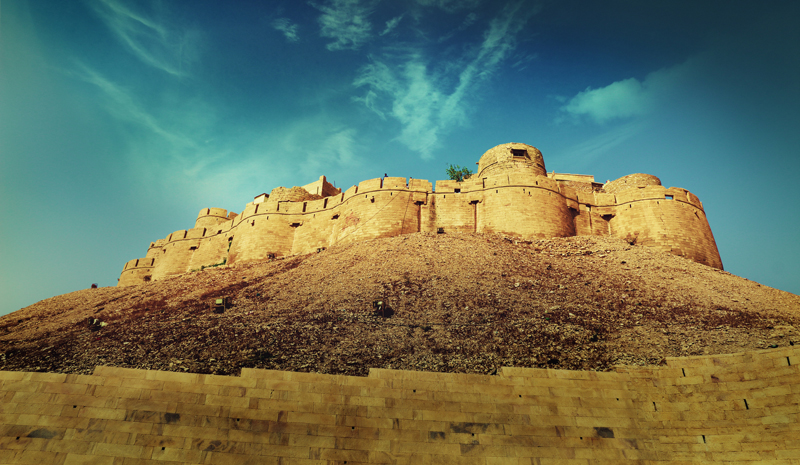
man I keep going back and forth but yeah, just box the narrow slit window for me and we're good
[665,195,673,200]
[511,149,527,158]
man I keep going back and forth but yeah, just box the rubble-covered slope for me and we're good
[1,233,798,376]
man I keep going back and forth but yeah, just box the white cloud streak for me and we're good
[87,0,199,76]
[560,61,691,123]
[558,121,646,165]
[272,18,300,43]
[380,15,403,36]
[354,1,539,158]
[73,63,362,204]
[313,0,375,51]
[416,0,481,12]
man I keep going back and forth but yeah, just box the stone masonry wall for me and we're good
[3,346,800,464]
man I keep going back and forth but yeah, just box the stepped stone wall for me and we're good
[118,143,723,286]
[2,346,800,464]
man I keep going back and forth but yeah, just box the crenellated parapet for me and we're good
[118,143,722,286]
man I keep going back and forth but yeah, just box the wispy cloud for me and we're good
[560,61,691,123]
[511,52,538,70]
[272,18,300,43]
[87,0,199,76]
[73,62,361,203]
[437,12,479,42]
[354,1,539,158]
[380,15,403,36]
[558,121,647,165]
[416,0,481,12]
[312,0,375,51]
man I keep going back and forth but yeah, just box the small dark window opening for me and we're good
[332,214,340,220]
[323,198,328,208]
[454,189,461,193]
[143,276,151,282]
[744,399,749,410]
[251,220,255,226]
[254,205,259,214]
[190,246,197,251]
[370,196,375,203]
[702,435,706,444]
[217,230,222,235]
[302,202,307,212]
[665,195,673,200]
[511,149,527,158]
[290,222,301,228]
[601,214,613,221]
[437,227,444,234]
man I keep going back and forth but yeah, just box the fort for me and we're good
[118,143,722,286]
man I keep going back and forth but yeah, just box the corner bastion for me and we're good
[119,143,722,286]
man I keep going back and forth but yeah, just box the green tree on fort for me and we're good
[446,164,473,182]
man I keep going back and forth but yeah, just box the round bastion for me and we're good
[476,143,546,178]
[603,173,661,194]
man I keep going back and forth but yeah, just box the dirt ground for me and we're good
[2,233,799,377]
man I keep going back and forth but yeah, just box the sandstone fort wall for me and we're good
[2,346,800,464]
[118,143,722,286]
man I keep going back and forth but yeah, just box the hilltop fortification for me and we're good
[119,143,722,286]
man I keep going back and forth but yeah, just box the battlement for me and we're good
[118,143,722,285]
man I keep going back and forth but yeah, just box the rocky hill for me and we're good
[1,233,798,377]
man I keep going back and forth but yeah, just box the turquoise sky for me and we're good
[2,0,799,315]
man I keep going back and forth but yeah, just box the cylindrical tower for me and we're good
[195,208,230,228]
[476,143,546,178]
[476,144,574,239]
[603,173,661,194]
[609,182,723,269]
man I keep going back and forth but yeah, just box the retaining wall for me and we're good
[3,346,800,464]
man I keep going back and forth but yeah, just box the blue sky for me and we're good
[1,0,798,315]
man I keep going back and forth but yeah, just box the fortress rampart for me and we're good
[119,143,722,286]
[2,346,800,463]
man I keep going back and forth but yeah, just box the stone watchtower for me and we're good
[476,143,547,178]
